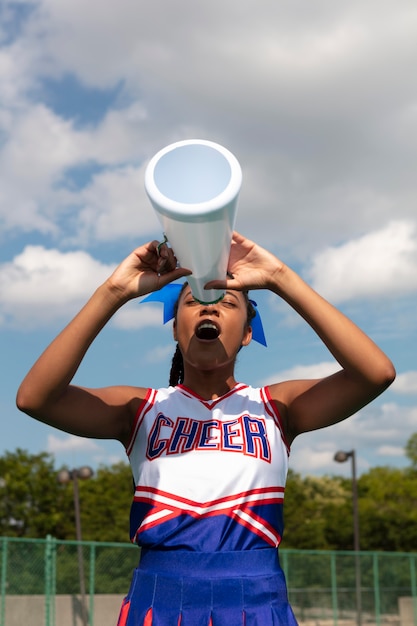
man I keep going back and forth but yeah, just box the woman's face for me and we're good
[173,286,252,371]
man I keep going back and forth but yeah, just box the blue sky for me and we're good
[1,0,416,478]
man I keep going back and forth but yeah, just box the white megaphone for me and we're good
[145,139,242,304]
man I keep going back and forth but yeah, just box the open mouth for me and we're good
[195,321,220,341]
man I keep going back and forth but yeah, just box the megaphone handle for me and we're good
[156,234,169,256]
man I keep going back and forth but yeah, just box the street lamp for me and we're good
[57,467,94,626]
[334,450,362,626]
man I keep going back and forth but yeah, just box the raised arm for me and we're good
[207,232,396,443]
[16,240,191,445]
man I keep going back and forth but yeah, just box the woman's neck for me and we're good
[180,370,238,400]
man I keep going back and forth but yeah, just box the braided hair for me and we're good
[169,285,256,386]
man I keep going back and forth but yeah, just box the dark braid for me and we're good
[168,285,256,387]
[245,293,256,325]
[169,344,184,386]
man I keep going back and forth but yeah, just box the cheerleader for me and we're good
[17,232,395,625]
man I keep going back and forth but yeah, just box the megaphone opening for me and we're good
[144,139,242,304]
[145,140,242,218]
[153,144,232,205]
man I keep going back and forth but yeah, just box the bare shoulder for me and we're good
[267,367,389,443]
[19,383,153,446]
[74,384,151,444]
[267,379,321,405]
[86,384,150,410]
[266,379,324,444]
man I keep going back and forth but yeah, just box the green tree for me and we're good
[359,466,417,551]
[0,450,134,542]
[3,445,417,552]
[283,470,352,550]
[405,432,417,469]
[0,448,70,537]
[80,462,134,542]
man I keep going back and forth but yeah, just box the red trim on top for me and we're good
[229,505,282,547]
[134,485,285,546]
[134,485,285,509]
[126,388,156,456]
[177,383,249,410]
[262,386,291,454]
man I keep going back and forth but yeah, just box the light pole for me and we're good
[57,467,94,626]
[334,450,362,626]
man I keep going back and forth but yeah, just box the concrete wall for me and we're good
[5,595,415,625]
[5,594,125,626]
[399,597,417,626]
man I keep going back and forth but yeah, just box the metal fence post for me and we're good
[330,552,338,626]
[373,552,381,626]
[89,543,96,625]
[45,534,57,626]
[0,537,7,626]
[410,554,417,626]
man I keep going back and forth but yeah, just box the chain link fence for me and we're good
[1,536,416,625]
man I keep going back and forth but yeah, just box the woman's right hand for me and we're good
[16,239,191,442]
[107,240,191,302]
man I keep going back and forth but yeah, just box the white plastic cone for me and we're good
[145,139,242,304]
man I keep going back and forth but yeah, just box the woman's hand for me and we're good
[107,240,191,302]
[16,239,190,441]
[206,231,284,292]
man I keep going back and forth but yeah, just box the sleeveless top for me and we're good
[125,383,290,552]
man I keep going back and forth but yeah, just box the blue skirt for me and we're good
[117,548,298,625]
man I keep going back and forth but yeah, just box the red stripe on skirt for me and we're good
[116,600,130,626]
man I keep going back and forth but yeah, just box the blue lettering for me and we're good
[197,420,219,449]
[168,418,200,454]
[222,420,243,451]
[147,414,173,460]
[242,415,270,461]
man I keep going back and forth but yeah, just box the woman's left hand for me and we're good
[205,231,284,292]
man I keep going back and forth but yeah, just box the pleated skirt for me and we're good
[116,548,298,626]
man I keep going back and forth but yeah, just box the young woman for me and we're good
[16,231,395,625]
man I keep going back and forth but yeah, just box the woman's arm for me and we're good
[207,232,396,442]
[16,240,191,444]
[266,262,395,442]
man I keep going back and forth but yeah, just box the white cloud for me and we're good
[290,437,371,477]
[77,164,160,243]
[393,371,417,395]
[145,344,175,365]
[47,434,125,468]
[1,0,417,253]
[47,433,101,454]
[113,303,165,330]
[0,245,177,329]
[263,361,340,386]
[289,401,417,476]
[0,102,157,238]
[92,452,125,466]
[307,221,417,303]
[0,246,115,326]
[24,0,417,106]
[259,363,408,479]
[377,445,405,457]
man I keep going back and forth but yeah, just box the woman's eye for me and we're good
[222,300,236,308]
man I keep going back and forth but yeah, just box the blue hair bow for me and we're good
[141,283,267,346]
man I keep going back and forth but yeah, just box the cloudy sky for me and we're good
[1,0,416,479]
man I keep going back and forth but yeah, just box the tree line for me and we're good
[1,434,416,552]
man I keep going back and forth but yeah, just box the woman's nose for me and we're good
[200,303,219,316]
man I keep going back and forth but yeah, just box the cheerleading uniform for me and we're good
[117,383,298,625]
